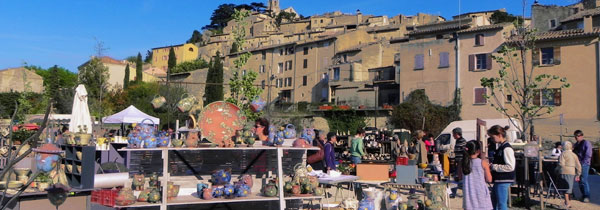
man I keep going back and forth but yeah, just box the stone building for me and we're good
[0,67,44,93]
[151,43,199,71]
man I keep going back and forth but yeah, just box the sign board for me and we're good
[477,119,487,157]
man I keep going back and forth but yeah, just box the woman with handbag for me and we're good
[308,130,326,172]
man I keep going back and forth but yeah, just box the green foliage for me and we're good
[324,110,366,136]
[144,50,153,64]
[170,59,209,74]
[26,65,78,90]
[204,52,224,104]
[168,48,177,75]
[480,29,570,142]
[12,128,35,142]
[124,64,130,89]
[125,56,137,63]
[390,89,461,136]
[275,11,297,27]
[203,2,267,31]
[226,71,263,121]
[78,57,109,118]
[490,11,524,25]
[187,30,203,44]
[136,52,143,82]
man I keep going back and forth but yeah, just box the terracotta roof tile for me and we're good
[508,27,600,42]
[458,22,512,33]
[561,8,600,23]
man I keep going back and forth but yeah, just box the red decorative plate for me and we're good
[198,101,247,146]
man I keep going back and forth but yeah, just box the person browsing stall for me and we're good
[488,125,515,210]
[350,128,366,164]
[558,141,581,208]
[462,140,493,210]
[573,130,592,203]
[324,132,337,171]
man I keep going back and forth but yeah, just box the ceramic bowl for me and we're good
[14,168,30,177]
[8,181,23,189]
[0,181,7,189]
[76,151,82,160]
[66,165,73,173]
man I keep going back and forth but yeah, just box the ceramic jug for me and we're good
[201,187,213,200]
[157,131,170,147]
[151,95,166,109]
[301,128,315,144]
[147,188,161,203]
[223,184,235,198]
[235,184,250,197]
[211,169,231,185]
[115,188,136,206]
[262,180,278,197]
[137,189,151,202]
[283,124,296,139]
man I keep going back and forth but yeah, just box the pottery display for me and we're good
[198,102,246,147]
[385,190,401,210]
[262,180,278,197]
[143,136,158,148]
[137,189,152,202]
[132,174,145,191]
[75,151,82,160]
[151,95,166,109]
[272,130,285,146]
[115,188,136,206]
[424,182,448,210]
[238,174,253,189]
[76,165,82,173]
[33,143,63,173]
[211,169,231,185]
[250,96,266,112]
[157,131,170,147]
[223,184,235,198]
[302,183,313,194]
[147,188,161,203]
[127,132,143,148]
[197,183,209,197]
[148,173,159,189]
[291,185,301,195]
[201,187,213,200]
[301,128,315,144]
[14,168,30,185]
[177,95,196,112]
[167,182,180,200]
[211,186,224,198]
[283,124,296,139]
[77,134,91,146]
[185,132,199,147]
[171,139,184,147]
[313,187,325,196]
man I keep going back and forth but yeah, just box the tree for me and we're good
[324,111,367,136]
[490,11,524,25]
[171,59,209,74]
[187,30,203,44]
[390,89,461,136]
[78,57,109,117]
[125,56,137,63]
[136,52,143,82]
[249,2,266,12]
[203,3,237,31]
[204,52,224,104]
[144,50,153,64]
[275,11,297,27]
[124,64,130,89]
[481,29,570,144]
[167,48,176,78]
[25,64,77,114]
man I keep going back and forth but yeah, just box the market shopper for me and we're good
[325,132,337,171]
[350,128,366,164]
[254,118,271,145]
[489,125,515,210]
[425,134,435,153]
[558,141,581,208]
[307,130,326,171]
[573,130,592,202]
[415,130,428,165]
[462,140,493,210]
[551,142,563,157]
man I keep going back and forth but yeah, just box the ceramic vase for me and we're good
[132,174,145,191]
[167,182,180,200]
[137,189,151,202]
[115,188,136,206]
[171,139,184,147]
[147,188,161,203]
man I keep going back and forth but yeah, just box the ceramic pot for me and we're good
[127,132,143,148]
[147,188,161,203]
[167,182,180,200]
[77,165,82,173]
[210,169,231,185]
[171,139,184,147]
[185,132,199,147]
[234,184,250,197]
[65,165,73,173]
[262,181,278,197]
[137,189,151,202]
[143,136,158,148]
[157,132,170,147]
[308,176,319,189]
[17,144,30,156]
[115,188,136,206]
[78,134,91,146]
[302,183,313,194]
[211,186,224,198]
[313,187,325,196]
[283,124,296,139]
[223,184,235,198]
[284,181,293,193]
[151,95,166,109]
[239,174,253,189]
[148,173,159,189]
[177,95,196,112]
[197,183,209,197]
[291,185,301,195]
[37,182,49,192]
[76,151,82,160]
[132,174,145,191]
[33,144,62,173]
[358,198,375,210]
[301,128,315,144]
[201,187,213,200]
[245,137,255,147]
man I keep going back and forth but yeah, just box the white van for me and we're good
[435,118,523,146]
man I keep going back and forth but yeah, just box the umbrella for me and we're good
[69,85,92,134]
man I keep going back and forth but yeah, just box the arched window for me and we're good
[188,47,194,52]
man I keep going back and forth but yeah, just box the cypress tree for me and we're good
[124,64,130,89]
[136,52,143,82]
[204,51,224,104]
[167,47,177,81]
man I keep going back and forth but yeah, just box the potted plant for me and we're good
[76,125,91,146]
[319,105,333,110]
[36,173,51,191]
[12,129,35,145]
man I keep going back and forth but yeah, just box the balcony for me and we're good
[370,66,397,84]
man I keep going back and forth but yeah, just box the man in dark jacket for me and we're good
[573,130,592,202]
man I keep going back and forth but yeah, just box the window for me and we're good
[474,87,487,105]
[278,62,283,73]
[439,52,449,68]
[189,47,194,52]
[506,94,512,103]
[275,79,279,88]
[303,76,307,86]
[259,65,265,73]
[322,73,328,81]
[163,55,167,60]
[288,47,294,54]
[320,19,323,23]
[475,34,485,46]
[469,53,491,71]
[323,42,329,47]
[322,88,328,98]
[303,59,308,68]
[278,78,283,88]
[304,47,309,55]
[261,51,266,60]
[287,77,292,87]
[285,60,293,71]
[549,19,557,29]
[242,70,247,76]
[279,49,283,56]
[533,88,562,106]
[333,68,340,81]
[343,54,348,63]
[414,54,424,70]
[261,80,266,89]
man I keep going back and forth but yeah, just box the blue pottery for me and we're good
[157,132,170,147]
[211,169,231,185]
[235,184,251,197]
[197,183,209,197]
[358,199,375,210]
[223,184,235,198]
[212,186,224,198]
[301,128,315,144]
[283,124,296,139]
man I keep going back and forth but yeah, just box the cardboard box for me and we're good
[356,163,389,181]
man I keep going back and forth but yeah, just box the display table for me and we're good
[318,175,359,206]
[0,188,92,210]
[118,146,321,210]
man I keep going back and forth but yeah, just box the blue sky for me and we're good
[0,0,576,72]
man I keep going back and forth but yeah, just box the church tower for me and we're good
[268,0,280,15]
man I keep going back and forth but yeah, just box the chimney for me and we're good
[584,15,593,33]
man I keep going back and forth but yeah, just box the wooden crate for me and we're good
[356,163,389,181]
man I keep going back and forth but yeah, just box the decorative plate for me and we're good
[198,101,246,146]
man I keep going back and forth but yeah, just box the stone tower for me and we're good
[269,0,280,15]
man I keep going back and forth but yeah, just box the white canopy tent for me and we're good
[102,105,160,125]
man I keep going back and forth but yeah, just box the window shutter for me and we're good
[532,48,540,66]
[553,47,561,65]
[533,90,541,106]
[474,88,487,104]
[480,34,485,46]
[486,53,492,70]
[554,89,562,106]
[439,52,449,67]
[414,54,424,70]
[469,54,475,71]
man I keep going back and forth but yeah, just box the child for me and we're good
[462,140,493,210]
[559,141,581,208]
